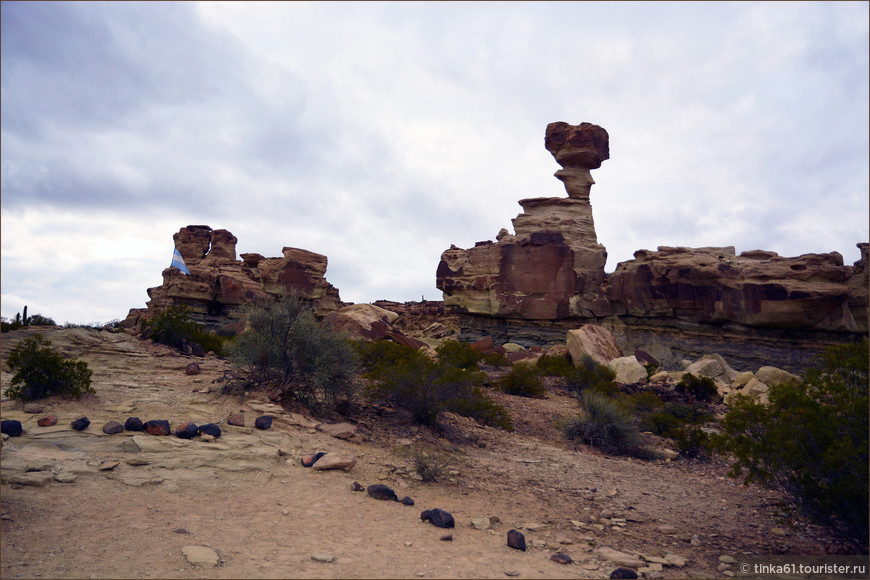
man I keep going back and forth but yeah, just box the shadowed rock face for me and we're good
[125,225,342,332]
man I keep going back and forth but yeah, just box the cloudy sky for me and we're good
[2,1,868,325]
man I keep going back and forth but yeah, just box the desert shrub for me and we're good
[561,390,643,456]
[536,353,576,376]
[143,304,229,356]
[435,340,484,370]
[480,350,511,367]
[676,373,720,402]
[5,335,94,401]
[620,390,666,414]
[713,339,869,550]
[397,445,453,482]
[496,364,546,398]
[226,294,358,412]
[446,386,514,431]
[362,341,511,429]
[672,425,711,459]
[640,402,712,436]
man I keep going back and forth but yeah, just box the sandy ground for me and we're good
[0,327,844,579]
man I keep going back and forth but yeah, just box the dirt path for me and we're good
[1,327,842,579]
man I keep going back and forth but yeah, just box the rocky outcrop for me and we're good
[437,122,869,373]
[607,245,864,333]
[437,122,610,320]
[124,226,342,332]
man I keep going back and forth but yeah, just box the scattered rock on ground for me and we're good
[351,481,364,491]
[421,508,455,528]
[70,417,90,431]
[367,484,398,501]
[610,568,639,579]
[182,545,219,568]
[185,362,201,375]
[125,417,144,431]
[311,553,336,563]
[254,415,272,430]
[400,496,415,506]
[316,422,357,439]
[37,415,58,427]
[10,472,54,487]
[471,517,491,530]
[22,403,44,414]
[551,553,573,565]
[227,413,245,427]
[144,420,170,435]
[175,422,199,439]
[198,423,221,438]
[2,420,23,437]
[311,454,356,471]
[102,421,125,435]
[301,452,326,467]
[506,529,526,551]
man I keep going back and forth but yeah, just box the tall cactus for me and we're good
[22,306,28,327]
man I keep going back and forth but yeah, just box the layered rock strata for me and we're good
[125,225,342,332]
[437,122,869,373]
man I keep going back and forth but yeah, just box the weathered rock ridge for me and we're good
[125,225,342,331]
[436,122,868,371]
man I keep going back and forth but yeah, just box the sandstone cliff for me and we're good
[124,225,342,332]
[436,122,869,372]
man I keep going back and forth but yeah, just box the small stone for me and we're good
[126,457,150,466]
[596,546,644,568]
[506,529,526,551]
[316,422,357,439]
[143,419,170,436]
[185,362,201,375]
[522,522,544,531]
[609,568,639,579]
[657,525,677,534]
[421,508,455,529]
[98,460,120,471]
[124,417,144,431]
[200,433,216,442]
[367,484,398,501]
[301,452,327,467]
[400,496,415,506]
[254,415,273,430]
[54,472,77,483]
[606,488,619,497]
[1,420,24,438]
[174,528,189,534]
[440,534,453,541]
[723,571,735,577]
[197,423,221,438]
[311,553,336,563]
[664,553,686,567]
[556,535,574,544]
[312,454,356,471]
[175,422,199,439]
[771,527,787,537]
[70,417,90,431]
[37,415,58,427]
[471,517,491,530]
[351,481,365,491]
[719,555,737,564]
[690,534,702,546]
[504,572,520,577]
[182,545,219,568]
[551,553,573,565]
[23,403,44,414]
[227,413,245,427]
[717,562,731,572]
[102,421,125,435]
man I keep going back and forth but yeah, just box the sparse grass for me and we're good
[561,390,645,456]
[396,445,453,482]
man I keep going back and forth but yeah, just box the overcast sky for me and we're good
[2,1,868,325]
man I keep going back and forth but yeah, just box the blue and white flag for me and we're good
[171,247,190,275]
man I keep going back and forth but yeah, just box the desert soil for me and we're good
[0,327,844,579]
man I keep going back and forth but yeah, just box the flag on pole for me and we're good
[171,247,190,275]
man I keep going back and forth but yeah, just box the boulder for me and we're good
[367,484,398,501]
[124,417,144,431]
[606,356,648,385]
[144,420,170,436]
[70,417,90,431]
[254,416,272,430]
[567,325,622,366]
[102,421,125,435]
[506,529,527,551]
[686,354,738,383]
[1,420,23,437]
[755,366,801,386]
[421,508,455,529]
[175,422,199,439]
[322,303,399,342]
[197,423,221,438]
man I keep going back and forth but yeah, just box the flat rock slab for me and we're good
[596,546,644,568]
[182,545,219,568]
[311,454,357,471]
[315,422,357,439]
[9,472,55,487]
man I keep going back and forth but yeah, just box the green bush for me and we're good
[714,339,869,550]
[226,294,358,412]
[536,353,618,396]
[143,304,228,356]
[676,373,720,402]
[562,390,644,456]
[640,402,712,436]
[536,354,576,377]
[5,335,94,401]
[361,340,511,429]
[620,390,666,414]
[496,364,546,398]
[435,340,484,370]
